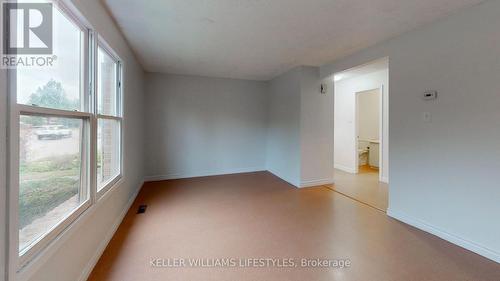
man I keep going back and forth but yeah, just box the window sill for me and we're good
[97,175,123,200]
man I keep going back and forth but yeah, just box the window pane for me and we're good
[97,119,120,190]
[19,115,87,253]
[16,6,83,111]
[97,47,118,116]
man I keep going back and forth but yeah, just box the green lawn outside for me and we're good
[19,155,81,229]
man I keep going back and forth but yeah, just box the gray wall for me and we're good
[266,68,302,186]
[145,67,335,189]
[299,67,334,187]
[144,73,268,180]
[322,0,500,262]
[266,66,334,188]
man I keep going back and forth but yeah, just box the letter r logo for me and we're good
[2,2,53,54]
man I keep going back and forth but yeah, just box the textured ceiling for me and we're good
[103,0,484,80]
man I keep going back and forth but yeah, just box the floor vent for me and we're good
[137,205,147,214]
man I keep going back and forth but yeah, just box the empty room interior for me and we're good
[1,0,500,281]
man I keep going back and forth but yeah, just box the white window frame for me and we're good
[7,2,93,273]
[5,1,124,279]
[95,36,123,199]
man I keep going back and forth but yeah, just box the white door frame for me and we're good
[354,85,384,181]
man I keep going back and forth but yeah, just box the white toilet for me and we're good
[358,140,370,166]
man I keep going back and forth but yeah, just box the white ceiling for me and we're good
[103,0,483,81]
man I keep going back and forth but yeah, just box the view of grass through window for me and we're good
[19,115,85,252]
[14,3,122,257]
[17,6,87,253]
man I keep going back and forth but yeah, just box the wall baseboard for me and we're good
[266,169,300,188]
[146,169,334,189]
[380,176,389,183]
[334,163,357,174]
[77,181,144,281]
[144,167,266,182]
[387,208,500,264]
[300,178,334,188]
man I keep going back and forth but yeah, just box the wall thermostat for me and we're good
[320,83,327,94]
[423,90,437,100]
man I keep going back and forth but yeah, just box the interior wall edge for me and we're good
[267,169,300,188]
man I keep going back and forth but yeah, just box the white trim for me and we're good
[378,84,389,183]
[97,35,121,65]
[96,114,121,121]
[380,176,389,183]
[95,37,123,201]
[300,178,334,188]
[77,181,142,281]
[89,29,98,207]
[146,170,334,189]
[387,208,500,264]
[54,0,93,31]
[17,104,92,119]
[378,84,384,182]
[7,54,19,281]
[96,176,122,201]
[334,163,357,174]
[144,167,267,182]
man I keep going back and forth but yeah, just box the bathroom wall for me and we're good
[357,89,380,141]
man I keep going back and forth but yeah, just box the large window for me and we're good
[9,2,123,271]
[19,116,86,253]
[96,44,122,193]
[14,4,90,262]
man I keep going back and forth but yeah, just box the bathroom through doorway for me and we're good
[330,58,389,211]
[356,88,381,176]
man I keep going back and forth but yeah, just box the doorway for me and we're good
[356,88,381,175]
[330,58,389,211]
